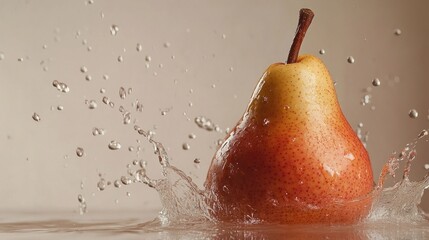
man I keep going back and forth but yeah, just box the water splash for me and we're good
[126,127,429,226]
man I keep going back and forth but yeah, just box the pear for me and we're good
[205,9,374,224]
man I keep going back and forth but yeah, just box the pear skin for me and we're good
[205,55,374,224]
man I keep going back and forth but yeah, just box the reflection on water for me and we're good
[0,213,429,240]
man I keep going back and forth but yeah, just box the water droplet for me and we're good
[127,88,132,95]
[263,118,270,126]
[103,74,109,80]
[358,122,364,128]
[126,192,131,197]
[136,43,143,52]
[361,94,371,106]
[119,87,126,99]
[139,160,147,168]
[163,42,171,48]
[87,100,97,109]
[194,158,200,164]
[52,80,70,93]
[86,0,94,5]
[409,109,418,119]
[344,153,355,161]
[97,178,106,191]
[80,66,88,73]
[110,24,119,36]
[108,140,121,150]
[134,169,146,183]
[182,143,190,150]
[113,180,121,188]
[121,176,131,185]
[135,101,143,112]
[76,147,84,157]
[32,112,41,122]
[425,164,429,170]
[319,49,325,55]
[394,28,402,36]
[117,55,123,62]
[347,56,355,64]
[188,133,196,139]
[222,34,227,39]
[77,194,85,203]
[123,112,131,125]
[417,130,428,139]
[145,55,152,62]
[372,78,381,87]
[211,84,216,88]
[85,75,92,81]
[18,57,24,62]
[102,96,110,105]
[100,88,106,93]
[194,116,218,131]
[0,52,5,60]
[222,185,229,193]
[92,127,105,136]
[57,105,63,111]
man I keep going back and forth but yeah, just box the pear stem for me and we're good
[287,8,314,64]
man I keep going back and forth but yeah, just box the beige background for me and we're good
[0,0,428,215]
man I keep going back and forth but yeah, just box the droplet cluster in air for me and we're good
[92,127,105,136]
[361,94,372,106]
[194,116,220,132]
[52,80,70,93]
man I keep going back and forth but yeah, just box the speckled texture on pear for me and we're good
[205,55,374,224]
